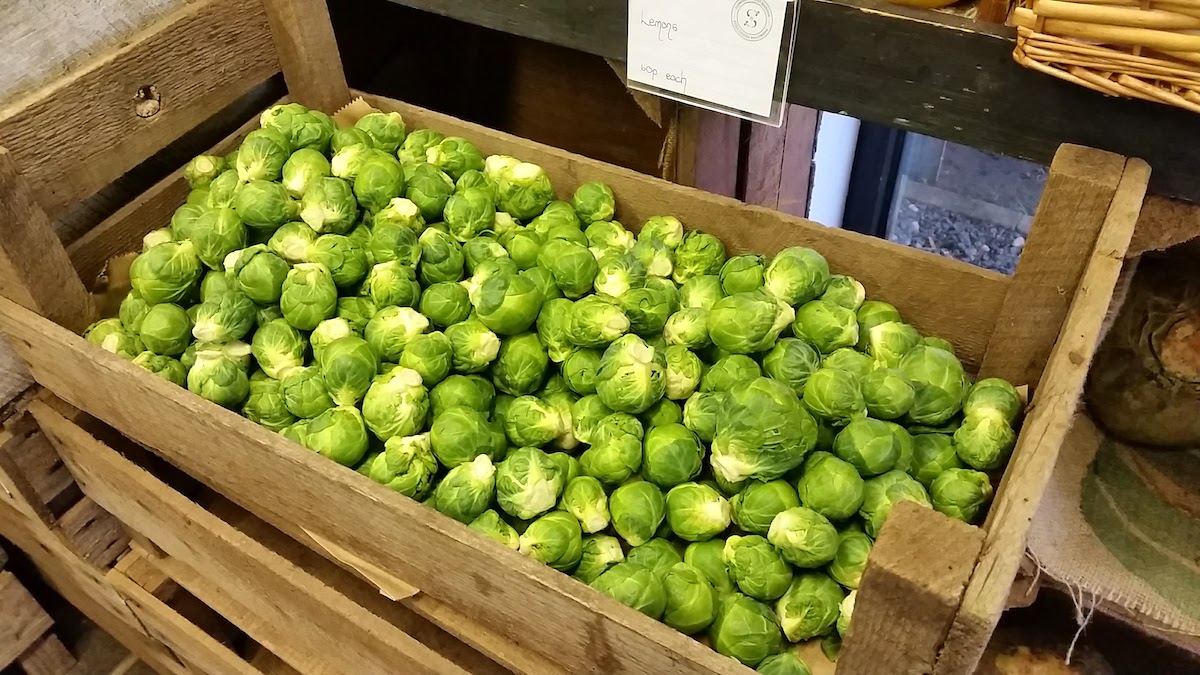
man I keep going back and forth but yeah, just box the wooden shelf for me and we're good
[383,0,1200,202]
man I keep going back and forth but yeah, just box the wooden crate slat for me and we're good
[55,496,132,568]
[259,0,350,113]
[0,0,279,218]
[32,400,483,675]
[17,633,77,675]
[0,570,54,668]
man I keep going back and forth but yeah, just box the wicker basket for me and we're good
[1013,0,1200,113]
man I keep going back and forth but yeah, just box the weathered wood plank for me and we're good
[0,571,53,668]
[55,496,131,569]
[18,633,77,675]
[259,0,350,112]
[936,158,1150,675]
[744,106,818,218]
[0,0,279,216]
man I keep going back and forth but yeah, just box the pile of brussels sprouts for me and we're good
[86,103,1024,672]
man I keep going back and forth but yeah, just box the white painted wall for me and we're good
[807,112,859,229]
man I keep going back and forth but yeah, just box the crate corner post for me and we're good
[258,0,352,114]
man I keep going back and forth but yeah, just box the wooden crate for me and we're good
[0,0,1150,673]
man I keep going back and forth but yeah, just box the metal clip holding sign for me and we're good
[626,0,800,127]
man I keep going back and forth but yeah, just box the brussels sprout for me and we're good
[310,318,354,363]
[469,509,519,549]
[319,336,377,406]
[530,299,572,365]
[266,222,316,264]
[131,352,187,386]
[248,318,304,379]
[397,128,443,164]
[518,510,583,570]
[953,413,1016,470]
[792,452,862,526]
[527,201,577,238]
[204,169,242,209]
[681,540,734,594]
[591,562,666,619]
[899,346,967,425]
[421,135,482,180]
[837,590,855,638]
[364,433,438,496]
[494,447,564,520]
[756,340,817,399]
[568,294,630,348]
[236,128,290,182]
[331,128,372,156]
[500,395,560,447]
[303,405,370,466]
[709,593,785,667]
[534,239,596,300]
[197,271,236,304]
[186,186,211,207]
[487,334,545,397]
[222,246,287,305]
[433,405,506,468]
[569,395,612,445]
[362,259,421,308]
[757,652,814,675]
[498,227,544,271]
[636,425,701,491]
[828,530,872,590]
[440,319,498,374]
[623,538,681,577]
[861,322,919,371]
[261,105,334,153]
[575,535,625,583]
[455,168,497,201]
[470,270,543,336]
[717,254,765,296]
[169,202,206,241]
[117,293,152,336]
[299,177,357,235]
[194,339,252,370]
[708,290,795,354]
[610,288,667,339]
[492,162,553,221]
[764,247,830,307]
[191,208,248,270]
[768,506,839,569]
[280,366,334,419]
[183,154,226,189]
[559,476,609,534]
[711,378,818,483]
[233,180,295,230]
[440,187,494,242]
[324,302,371,339]
[666,483,731,542]
[963,378,1023,425]
[922,336,954,353]
[723,535,793,602]
[855,300,903,349]
[191,290,256,344]
[547,446,582,481]
[298,236,363,293]
[433,454,496,523]
[639,216,685,249]
[571,181,616,224]
[857,368,914,421]
[595,334,666,414]
[859,471,931,538]
[833,418,902,477]
[731,480,801,536]
[279,149,331,199]
[137,303,191,356]
[462,237,509,276]
[793,301,858,354]
[280,263,338,330]
[673,231,727,284]
[406,163,457,221]
[776,572,844,642]
[141,227,174,251]
[354,111,407,154]
[819,349,872,382]
[362,306,426,362]
[641,398,682,428]
[657,563,719,634]
[821,275,866,312]
[371,204,426,251]
[608,481,665,547]
[678,275,724,311]
[682,391,724,443]
[659,308,708,351]
[802,368,865,425]
[187,349,250,408]
[412,286,465,332]
[330,144,373,181]
[394,331,450,386]
[908,434,961,487]
[593,412,646,443]
[930,468,993,523]
[241,373,295,430]
[630,236,674,279]
[430,374,495,417]
[585,220,635,260]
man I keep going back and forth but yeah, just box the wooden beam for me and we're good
[0,571,53,668]
[18,633,77,675]
[259,0,351,113]
[744,105,819,218]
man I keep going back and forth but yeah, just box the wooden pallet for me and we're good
[0,0,1150,672]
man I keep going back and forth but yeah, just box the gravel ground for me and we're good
[888,198,1025,275]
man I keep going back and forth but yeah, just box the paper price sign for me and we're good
[627,0,795,122]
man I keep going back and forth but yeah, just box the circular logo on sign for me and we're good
[731,0,773,42]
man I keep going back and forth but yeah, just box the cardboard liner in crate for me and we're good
[1012,0,1200,114]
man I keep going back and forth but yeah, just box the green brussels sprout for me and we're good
[183,154,226,189]
[609,481,665,547]
[723,535,793,602]
[554,347,604,397]
[304,235,367,290]
[585,220,635,260]
[682,391,724,443]
[821,275,866,311]
[529,239,594,300]
[793,300,858,354]
[731,480,801,536]
[711,378,818,483]
[440,188,494,244]
[593,412,646,443]
[191,208,248,270]
[192,340,252,370]
[186,186,211,207]
[491,333,548,396]
[416,283,468,330]
[493,162,554,221]
[495,447,565,520]
[776,572,844,641]
[469,509,519,549]
[519,510,583,570]
[641,398,682,428]
[279,263,337,330]
[406,163,456,221]
[627,537,684,578]
[198,270,237,304]
[570,395,612,444]
[923,336,955,353]
[720,254,767,295]
[638,215,684,249]
[462,237,509,276]
[579,430,641,487]
[455,168,497,202]
[833,418,902,477]
[561,476,611,534]
[764,247,830,307]
[768,506,839,569]
[267,222,316,264]
[710,593,785,667]
[659,346,700,401]
[280,365,334,419]
[330,143,373,181]
[953,412,1016,470]
[300,177,358,235]
[430,374,495,417]
[499,227,545,271]
[373,199,427,241]
[568,294,630,348]
[331,127,372,155]
[666,482,731,542]
[433,454,496,523]
[660,563,719,634]
[930,468,993,523]
[679,275,724,311]
[303,406,369,467]
[361,261,418,309]
[191,290,256,344]
[837,590,855,638]
[529,298,571,365]
[223,245,287,305]
[673,231,727,284]
[859,471,931,538]
[828,529,873,590]
[118,291,151,335]
[169,202,206,241]
[280,419,311,446]
[572,181,616,224]
[802,368,865,425]
[596,334,666,414]
[795,451,865,522]
[682,539,734,594]
[235,128,290,182]
[612,287,668,338]
[329,299,374,336]
[910,434,963,487]
[280,148,331,199]
[860,368,916,421]
[416,227,465,285]
[241,373,295,430]
[529,200,580,235]
[630,236,674,279]
[501,395,561,447]
[662,308,710,350]
[820,349,873,381]
[855,300,903,349]
[310,318,353,363]
[234,180,296,230]
[963,378,1023,425]
[248,319,305,381]
[132,352,187,386]
[865,321,921,369]
[899,346,967,425]
[364,305,427,361]
[708,290,795,355]
[187,349,250,408]
[517,267,559,305]
[397,128,443,164]
[137,303,191,356]
[260,105,334,153]
[396,331,452,387]
[760,338,820,398]
[319,336,378,406]
[591,562,666,619]
[425,136,484,181]
[432,405,505,468]
[757,652,814,675]
[141,227,174,251]
[470,270,543,336]
[204,169,241,209]
[354,111,407,154]
[575,535,625,583]
[442,318,500,374]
